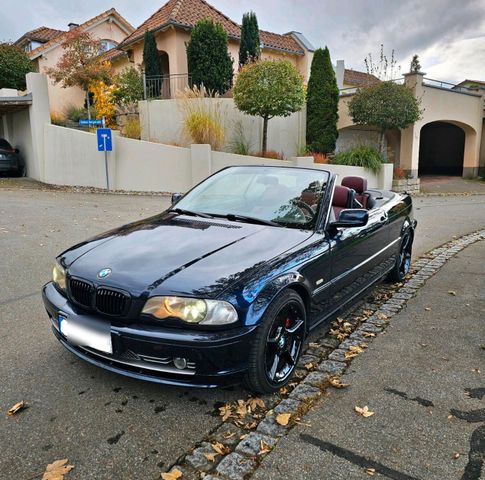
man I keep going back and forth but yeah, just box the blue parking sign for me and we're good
[97,128,112,151]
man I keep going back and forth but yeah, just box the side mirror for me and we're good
[330,209,368,228]
[171,192,183,205]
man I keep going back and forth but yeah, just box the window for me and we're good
[98,39,117,52]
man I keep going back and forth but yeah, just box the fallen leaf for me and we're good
[472,368,481,374]
[161,468,183,480]
[453,453,460,459]
[363,332,376,338]
[276,413,291,426]
[222,431,235,440]
[259,440,272,455]
[7,401,26,416]
[328,376,350,389]
[212,441,230,455]
[204,452,218,462]
[247,398,265,411]
[447,415,454,420]
[219,404,233,421]
[355,406,375,418]
[425,307,431,311]
[376,312,388,320]
[365,467,376,476]
[308,342,320,348]
[235,400,248,418]
[448,290,457,296]
[42,459,74,480]
[344,346,364,359]
[304,363,315,370]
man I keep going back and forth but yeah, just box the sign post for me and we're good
[96,128,113,191]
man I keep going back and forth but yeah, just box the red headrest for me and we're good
[332,185,350,208]
[341,176,367,194]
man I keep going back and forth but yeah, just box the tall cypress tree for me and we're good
[143,30,161,96]
[186,19,233,94]
[306,47,339,154]
[239,12,260,68]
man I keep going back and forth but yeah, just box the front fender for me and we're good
[243,272,312,327]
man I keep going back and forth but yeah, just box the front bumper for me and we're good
[42,282,256,388]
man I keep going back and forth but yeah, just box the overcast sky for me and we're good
[2,0,484,83]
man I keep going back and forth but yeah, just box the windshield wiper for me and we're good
[168,207,213,219]
[213,213,280,227]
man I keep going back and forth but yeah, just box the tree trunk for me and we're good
[262,116,269,154]
[86,90,91,121]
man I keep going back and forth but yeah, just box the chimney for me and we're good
[68,23,79,31]
[336,60,345,89]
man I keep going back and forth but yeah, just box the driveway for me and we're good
[0,184,484,479]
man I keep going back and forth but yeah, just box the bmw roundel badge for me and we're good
[97,268,112,279]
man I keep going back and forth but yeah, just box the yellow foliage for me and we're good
[89,79,117,128]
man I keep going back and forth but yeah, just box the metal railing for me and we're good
[422,78,484,96]
[143,74,192,100]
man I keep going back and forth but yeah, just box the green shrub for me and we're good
[65,104,87,123]
[228,121,252,155]
[332,146,384,174]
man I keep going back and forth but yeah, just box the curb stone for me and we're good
[160,228,485,479]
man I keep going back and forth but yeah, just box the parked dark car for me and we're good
[0,139,24,176]
[42,166,416,393]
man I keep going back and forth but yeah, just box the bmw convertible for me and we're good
[42,165,416,393]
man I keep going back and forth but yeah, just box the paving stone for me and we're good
[339,337,367,350]
[185,442,219,471]
[288,383,321,402]
[393,292,413,300]
[303,371,331,388]
[297,354,319,368]
[211,423,245,448]
[273,397,302,414]
[367,316,389,327]
[317,360,347,375]
[328,349,348,362]
[216,452,256,480]
[358,323,382,334]
[386,298,406,306]
[348,331,368,342]
[235,432,276,456]
[305,346,332,359]
[256,415,286,437]
[319,337,341,349]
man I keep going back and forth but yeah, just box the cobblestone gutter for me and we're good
[162,229,485,480]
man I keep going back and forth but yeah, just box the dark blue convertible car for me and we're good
[43,165,416,393]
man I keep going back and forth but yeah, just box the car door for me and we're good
[327,206,390,309]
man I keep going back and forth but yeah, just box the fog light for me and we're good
[173,357,188,370]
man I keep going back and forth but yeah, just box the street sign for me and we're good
[97,128,113,152]
[80,119,104,126]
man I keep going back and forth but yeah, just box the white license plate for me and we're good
[59,314,112,354]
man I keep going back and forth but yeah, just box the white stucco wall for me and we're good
[139,98,306,158]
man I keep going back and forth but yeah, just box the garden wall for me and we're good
[41,125,393,192]
[138,98,306,158]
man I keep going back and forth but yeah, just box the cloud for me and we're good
[1,0,484,83]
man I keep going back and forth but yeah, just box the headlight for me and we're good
[142,296,238,325]
[52,262,66,290]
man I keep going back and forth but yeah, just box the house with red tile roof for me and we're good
[15,8,134,114]
[115,0,315,97]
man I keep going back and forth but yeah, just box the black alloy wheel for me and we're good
[245,290,306,393]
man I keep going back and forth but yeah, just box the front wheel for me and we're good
[244,290,306,394]
[388,230,413,282]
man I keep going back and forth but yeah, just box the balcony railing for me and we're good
[143,74,192,100]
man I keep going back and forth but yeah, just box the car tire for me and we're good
[244,289,306,394]
[387,230,413,283]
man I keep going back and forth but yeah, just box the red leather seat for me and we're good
[341,176,369,208]
[332,185,351,218]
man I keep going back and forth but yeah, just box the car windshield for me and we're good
[174,166,330,229]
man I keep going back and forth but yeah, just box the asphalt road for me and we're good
[0,185,484,480]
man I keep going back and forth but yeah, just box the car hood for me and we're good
[62,213,313,297]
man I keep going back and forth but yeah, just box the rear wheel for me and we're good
[388,230,413,282]
[244,290,306,394]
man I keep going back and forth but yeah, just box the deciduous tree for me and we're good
[45,30,110,120]
[306,47,339,154]
[0,43,33,90]
[186,19,233,95]
[348,81,421,158]
[234,60,305,154]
